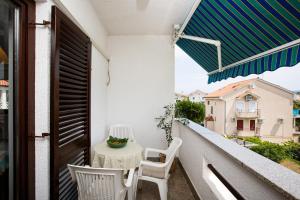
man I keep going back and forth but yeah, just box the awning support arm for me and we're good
[208,38,300,76]
[173,0,202,44]
[178,34,223,72]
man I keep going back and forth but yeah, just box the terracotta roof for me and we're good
[205,79,257,98]
[0,80,9,87]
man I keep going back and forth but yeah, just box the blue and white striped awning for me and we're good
[176,0,300,83]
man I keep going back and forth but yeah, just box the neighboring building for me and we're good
[204,78,295,142]
[175,92,188,101]
[188,90,207,102]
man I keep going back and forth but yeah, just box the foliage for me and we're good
[107,136,128,143]
[157,104,175,146]
[294,101,300,109]
[283,141,300,162]
[226,136,262,144]
[243,137,263,144]
[250,142,287,163]
[295,119,300,128]
[175,100,205,124]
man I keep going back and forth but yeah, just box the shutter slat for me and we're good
[60,64,88,78]
[51,6,91,200]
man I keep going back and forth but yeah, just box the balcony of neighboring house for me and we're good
[235,94,260,119]
[235,109,261,119]
[293,109,300,118]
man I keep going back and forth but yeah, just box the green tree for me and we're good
[175,100,205,124]
[294,101,300,109]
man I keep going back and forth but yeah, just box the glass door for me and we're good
[0,0,19,199]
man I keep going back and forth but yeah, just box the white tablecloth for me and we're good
[92,141,143,170]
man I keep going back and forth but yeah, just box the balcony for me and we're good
[236,109,260,118]
[293,109,300,117]
[171,120,300,200]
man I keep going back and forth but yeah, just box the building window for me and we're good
[236,100,245,112]
[237,120,243,130]
[250,120,256,131]
[211,106,213,114]
[208,101,210,105]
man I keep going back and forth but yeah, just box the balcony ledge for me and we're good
[176,119,300,200]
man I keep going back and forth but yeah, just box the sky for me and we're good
[175,46,300,95]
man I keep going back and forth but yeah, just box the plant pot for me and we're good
[159,153,177,173]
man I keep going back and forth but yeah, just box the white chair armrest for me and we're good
[124,168,135,188]
[140,160,167,168]
[144,148,166,159]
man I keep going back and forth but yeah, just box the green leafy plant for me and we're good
[283,141,300,162]
[243,137,263,144]
[157,104,175,146]
[107,136,128,144]
[250,142,287,163]
[294,101,300,109]
[175,100,205,124]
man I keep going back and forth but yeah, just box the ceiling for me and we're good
[89,0,196,35]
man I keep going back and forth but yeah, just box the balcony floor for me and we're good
[136,161,197,200]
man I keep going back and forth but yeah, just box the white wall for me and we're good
[175,120,300,200]
[107,35,175,149]
[56,0,108,56]
[91,45,109,153]
[35,1,53,199]
[35,1,109,199]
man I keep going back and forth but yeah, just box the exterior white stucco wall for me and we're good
[35,1,53,199]
[90,45,109,155]
[107,35,175,149]
[56,0,108,56]
[175,121,300,200]
[35,1,109,199]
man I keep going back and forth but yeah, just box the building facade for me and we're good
[204,78,295,142]
[188,90,207,102]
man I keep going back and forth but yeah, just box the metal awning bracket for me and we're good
[176,33,223,73]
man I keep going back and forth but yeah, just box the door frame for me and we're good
[9,0,36,199]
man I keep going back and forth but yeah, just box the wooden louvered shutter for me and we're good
[50,6,91,200]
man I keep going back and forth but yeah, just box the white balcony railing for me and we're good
[173,119,300,200]
[235,109,260,118]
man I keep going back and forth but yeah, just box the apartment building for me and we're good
[204,78,295,142]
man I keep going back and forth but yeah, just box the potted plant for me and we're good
[156,104,177,172]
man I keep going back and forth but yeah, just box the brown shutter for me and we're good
[50,6,91,200]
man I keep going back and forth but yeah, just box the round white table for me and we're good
[92,141,143,170]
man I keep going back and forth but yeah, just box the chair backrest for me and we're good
[68,164,125,200]
[109,124,135,142]
[164,137,183,178]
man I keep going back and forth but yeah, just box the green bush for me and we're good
[250,142,287,163]
[243,137,262,144]
[175,100,205,124]
[283,141,300,162]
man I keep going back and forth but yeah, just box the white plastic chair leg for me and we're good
[127,188,133,200]
[157,180,168,200]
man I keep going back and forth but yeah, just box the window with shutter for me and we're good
[50,6,91,200]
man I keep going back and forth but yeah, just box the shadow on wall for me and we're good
[270,122,281,136]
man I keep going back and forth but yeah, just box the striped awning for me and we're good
[176,0,300,83]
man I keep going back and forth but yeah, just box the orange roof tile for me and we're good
[205,79,257,98]
[0,80,9,87]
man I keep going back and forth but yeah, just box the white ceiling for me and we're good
[89,0,196,35]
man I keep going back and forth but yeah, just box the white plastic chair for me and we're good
[108,124,135,142]
[136,137,183,200]
[68,164,137,200]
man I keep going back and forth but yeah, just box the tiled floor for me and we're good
[136,161,196,200]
